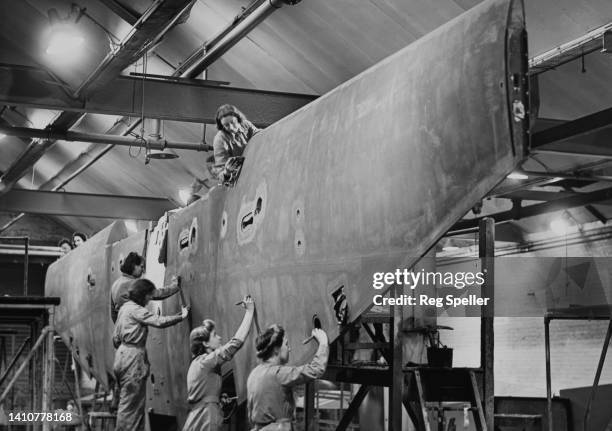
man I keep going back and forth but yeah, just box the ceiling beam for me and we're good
[74,0,196,97]
[0,67,317,125]
[0,190,175,220]
[498,190,578,201]
[529,23,612,75]
[518,170,612,183]
[97,0,139,25]
[0,0,196,197]
[0,119,143,235]
[449,186,612,234]
[561,184,608,224]
[531,106,612,148]
[178,0,301,78]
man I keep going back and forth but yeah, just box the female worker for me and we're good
[72,232,87,247]
[189,104,259,199]
[113,279,189,431]
[247,324,329,430]
[57,239,73,256]
[110,251,181,323]
[212,104,259,183]
[182,295,256,431]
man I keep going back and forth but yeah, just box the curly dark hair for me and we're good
[72,232,87,244]
[215,104,247,132]
[189,320,216,357]
[120,252,144,276]
[255,324,285,360]
[128,279,155,306]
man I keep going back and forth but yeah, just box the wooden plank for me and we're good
[335,385,370,431]
[42,309,55,431]
[470,370,488,431]
[304,381,315,431]
[414,370,431,431]
[389,284,403,431]
[345,342,390,350]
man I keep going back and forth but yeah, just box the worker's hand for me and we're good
[181,305,191,319]
[311,328,328,345]
[170,275,181,289]
[240,295,255,311]
[225,157,241,171]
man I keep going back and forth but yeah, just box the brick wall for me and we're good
[439,236,612,398]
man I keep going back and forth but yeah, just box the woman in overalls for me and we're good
[247,324,329,430]
[183,295,255,431]
[113,279,189,431]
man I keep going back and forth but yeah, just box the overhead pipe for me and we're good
[0,125,211,154]
[0,0,300,211]
[180,0,302,78]
[150,119,162,139]
[0,0,196,198]
[0,120,143,234]
[174,0,267,76]
[73,0,195,97]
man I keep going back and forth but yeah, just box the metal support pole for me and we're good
[0,125,209,152]
[479,218,494,431]
[42,308,55,431]
[23,237,29,296]
[29,322,35,420]
[544,316,552,431]
[71,346,83,424]
[389,284,404,431]
[584,318,612,431]
[179,0,293,78]
[0,326,50,404]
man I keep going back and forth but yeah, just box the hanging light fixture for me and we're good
[145,119,179,162]
[147,147,179,161]
[45,5,85,60]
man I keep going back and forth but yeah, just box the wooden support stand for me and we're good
[304,381,315,431]
[544,305,612,431]
[390,284,404,431]
[479,218,495,430]
[311,221,495,431]
[404,367,488,431]
[42,307,55,431]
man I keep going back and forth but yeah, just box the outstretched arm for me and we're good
[152,275,180,300]
[133,305,189,328]
[208,296,256,367]
[276,329,329,387]
[233,295,255,342]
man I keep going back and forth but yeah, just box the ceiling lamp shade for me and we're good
[147,148,179,160]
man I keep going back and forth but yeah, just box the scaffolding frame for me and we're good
[544,305,612,431]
